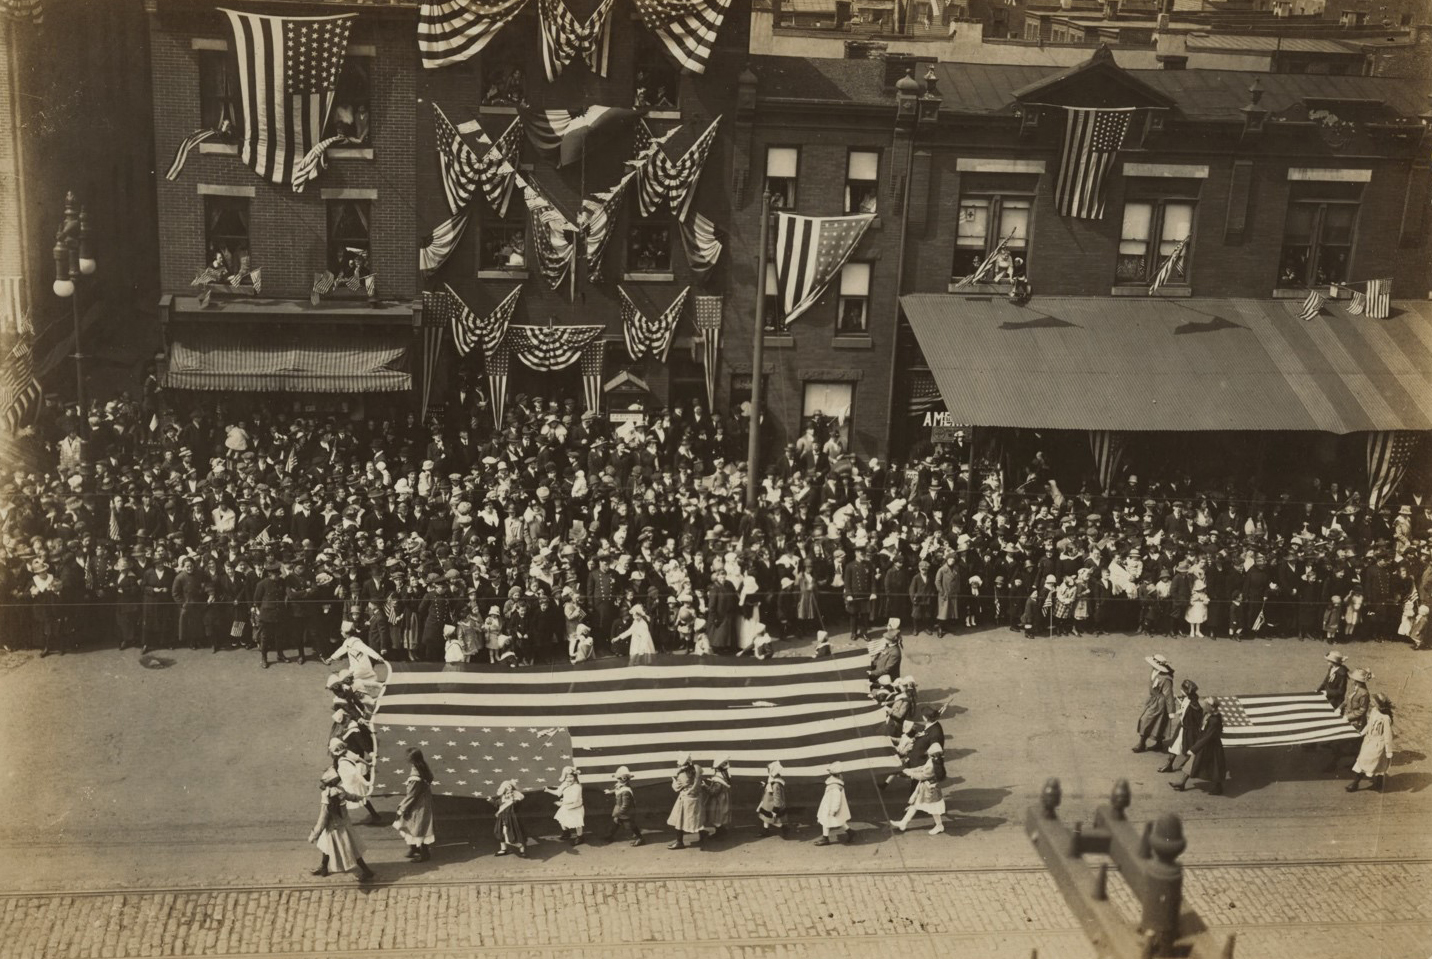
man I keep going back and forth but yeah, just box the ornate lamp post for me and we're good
[51,190,96,417]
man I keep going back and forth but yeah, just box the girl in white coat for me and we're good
[814,762,853,845]
[545,766,587,844]
[1347,694,1394,792]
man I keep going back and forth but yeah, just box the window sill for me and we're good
[478,105,521,116]
[833,335,874,349]
[763,334,794,347]
[478,269,529,280]
[1111,285,1191,297]
[1272,287,1311,299]
[328,146,374,160]
[622,271,675,282]
[198,142,239,156]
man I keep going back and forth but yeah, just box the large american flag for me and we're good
[419,0,530,70]
[1213,694,1360,747]
[1054,107,1132,220]
[1347,277,1391,319]
[221,9,354,191]
[433,103,484,216]
[773,211,875,326]
[633,0,733,74]
[1366,431,1421,510]
[2,336,40,432]
[537,0,613,82]
[370,651,897,787]
[693,294,722,411]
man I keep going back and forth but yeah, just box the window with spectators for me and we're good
[1116,200,1194,286]
[845,151,879,214]
[633,33,680,113]
[1277,183,1360,288]
[197,50,240,140]
[327,200,371,280]
[627,215,672,274]
[835,262,870,335]
[204,196,250,277]
[479,220,527,273]
[766,147,799,210]
[323,59,371,145]
[952,194,1030,281]
[481,59,526,107]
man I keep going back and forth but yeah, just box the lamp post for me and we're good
[52,191,96,417]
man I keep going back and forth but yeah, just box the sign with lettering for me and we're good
[923,411,968,443]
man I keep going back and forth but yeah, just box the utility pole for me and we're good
[746,191,771,509]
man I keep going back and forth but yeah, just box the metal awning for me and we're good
[901,295,1432,433]
[163,328,412,393]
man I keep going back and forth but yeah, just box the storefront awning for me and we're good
[901,295,1432,433]
[163,328,412,393]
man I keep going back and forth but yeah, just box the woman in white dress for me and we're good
[890,742,947,835]
[325,622,387,692]
[1347,693,1395,792]
[545,766,587,844]
[814,762,853,845]
[735,563,764,652]
[613,604,657,666]
[1185,578,1209,638]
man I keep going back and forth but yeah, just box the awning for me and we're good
[901,295,1432,433]
[164,328,412,393]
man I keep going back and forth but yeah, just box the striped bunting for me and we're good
[475,118,522,216]
[621,285,688,362]
[1366,430,1420,510]
[0,0,43,24]
[693,294,722,411]
[419,0,530,70]
[509,324,603,371]
[679,211,723,278]
[447,283,519,357]
[1088,430,1125,492]
[486,337,512,428]
[1213,693,1360,748]
[520,179,577,290]
[369,651,898,786]
[630,116,719,219]
[773,211,874,326]
[537,0,613,82]
[419,210,468,274]
[580,171,634,282]
[1297,289,1325,323]
[165,127,220,181]
[633,0,732,75]
[163,329,411,392]
[526,105,632,168]
[1,336,40,432]
[434,103,484,215]
[1054,107,1132,220]
[629,120,681,216]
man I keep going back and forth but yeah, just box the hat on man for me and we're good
[1324,650,1347,665]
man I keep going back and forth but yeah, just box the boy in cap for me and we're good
[603,767,643,845]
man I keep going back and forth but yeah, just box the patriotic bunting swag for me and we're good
[220,8,355,191]
[1366,431,1421,510]
[447,283,519,358]
[434,103,485,215]
[520,181,577,290]
[419,0,530,69]
[581,173,634,282]
[631,116,719,220]
[537,0,614,82]
[1054,107,1132,220]
[630,121,681,214]
[620,286,688,362]
[475,118,523,216]
[0,0,43,24]
[679,212,723,278]
[580,340,604,413]
[692,294,722,412]
[772,211,874,327]
[632,0,733,75]
[509,324,604,371]
[1088,430,1126,493]
[419,211,468,274]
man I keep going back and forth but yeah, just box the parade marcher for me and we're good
[701,755,732,840]
[613,604,657,666]
[1346,693,1394,792]
[757,759,788,838]
[1133,654,1177,753]
[869,619,903,684]
[308,769,376,881]
[890,742,947,834]
[1156,679,1202,774]
[1317,650,1349,710]
[393,747,435,861]
[603,766,643,845]
[814,762,853,845]
[1171,697,1227,796]
[666,752,705,849]
[330,739,383,825]
[491,779,528,856]
[545,766,586,845]
[326,620,386,689]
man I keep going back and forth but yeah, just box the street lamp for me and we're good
[52,191,95,416]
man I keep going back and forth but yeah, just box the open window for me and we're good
[481,59,527,108]
[627,215,672,274]
[204,196,250,277]
[327,200,372,280]
[765,147,799,210]
[1116,200,1194,287]
[845,151,879,214]
[1277,183,1360,289]
[197,50,240,140]
[836,262,870,335]
[323,59,371,145]
[952,193,1030,281]
[634,33,680,114]
[480,220,527,274]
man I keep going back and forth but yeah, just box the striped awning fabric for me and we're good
[164,328,411,393]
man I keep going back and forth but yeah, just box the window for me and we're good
[803,382,854,451]
[324,59,371,144]
[836,263,870,334]
[766,147,799,209]
[634,34,679,113]
[204,196,250,276]
[1277,184,1360,288]
[327,200,371,279]
[481,61,526,107]
[627,216,672,274]
[197,50,240,139]
[763,262,781,332]
[480,221,526,273]
[845,151,879,214]
[952,194,1030,280]
[1116,200,1193,286]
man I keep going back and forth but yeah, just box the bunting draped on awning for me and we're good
[632,0,732,74]
[419,0,530,69]
[419,211,468,274]
[526,105,634,167]
[693,294,722,412]
[1088,430,1126,493]
[164,328,410,393]
[448,283,519,357]
[509,324,604,371]
[520,179,577,290]
[621,286,688,363]
[679,211,723,279]
[630,116,719,219]
[581,171,634,282]
[537,0,614,81]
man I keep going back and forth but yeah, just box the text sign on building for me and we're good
[923,410,968,443]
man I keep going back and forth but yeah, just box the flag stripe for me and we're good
[1054,107,1131,220]
[419,0,530,70]
[1216,693,1360,747]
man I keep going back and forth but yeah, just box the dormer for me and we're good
[1011,45,1177,147]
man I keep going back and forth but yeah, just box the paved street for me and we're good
[1,627,1429,957]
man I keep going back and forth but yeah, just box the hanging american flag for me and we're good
[419,211,469,275]
[509,324,604,371]
[630,121,682,216]
[1147,236,1189,295]
[192,266,226,288]
[311,271,338,305]
[632,0,733,75]
[537,0,614,82]
[1213,694,1360,748]
[620,285,688,362]
[369,651,896,787]
[434,103,485,216]
[580,340,604,413]
[220,8,354,191]
[1,336,40,432]
[953,232,1014,288]
[679,211,723,278]
[520,180,577,290]
[423,288,457,351]
[1054,107,1132,220]
[475,118,523,216]
[526,105,634,168]
[1088,430,1126,492]
[419,0,529,69]
[293,134,349,193]
[1367,431,1421,510]
[1298,289,1326,323]
[486,337,512,429]
[693,294,722,412]
[773,211,874,326]
[581,171,634,283]
[227,266,262,293]
[447,283,519,357]
[1347,277,1391,319]
[165,126,222,181]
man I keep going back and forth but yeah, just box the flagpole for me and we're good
[746,192,772,510]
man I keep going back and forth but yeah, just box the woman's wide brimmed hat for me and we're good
[1144,654,1173,674]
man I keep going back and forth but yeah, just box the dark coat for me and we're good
[1317,662,1349,710]
[1186,711,1227,784]
[707,578,739,651]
